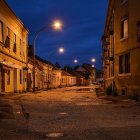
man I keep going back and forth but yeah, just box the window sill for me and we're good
[0,41,4,46]
[118,73,131,77]
[106,77,115,80]
[120,37,128,42]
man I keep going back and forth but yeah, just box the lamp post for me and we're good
[33,20,63,92]
[46,47,64,89]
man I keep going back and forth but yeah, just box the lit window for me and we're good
[121,18,128,39]
[0,21,3,42]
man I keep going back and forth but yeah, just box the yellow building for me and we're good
[68,75,76,86]
[0,0,28,93]
[51,67,62,88]
[61,70,76,87]
[102,0,140,97]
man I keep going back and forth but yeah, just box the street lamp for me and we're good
[91,58,96,62]
[74,59,78,63]
[52,20,63,31]
[33,20,63,92]
[47,47,64,89]
[59,47,64,53]
[92,65,95,68]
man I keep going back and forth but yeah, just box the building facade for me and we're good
[51,67,62,88]
[61,70,76,87]
[75,64,96,85]
[0,0,28,93]
[102,0,140,97]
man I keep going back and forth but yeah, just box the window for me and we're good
[0,21,3,42]
[119,55,124,74]
[119,53,130,74]
[14,34,16,43]
[20,70,22,84]
[125,53,130,73]
[13,34,16,53]
[5,27,10,48]
[121,18,128,39]
[137,21,140,42]
[7,27,10,37]
[7,70,10,85]
[20,39,22,55]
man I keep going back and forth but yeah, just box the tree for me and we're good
[64,65,72,71]
[55,62,61,68]
[74,65,80,70]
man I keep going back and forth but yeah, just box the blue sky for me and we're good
[6,0,108,69]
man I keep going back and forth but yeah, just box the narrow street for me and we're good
[0,86,140,140]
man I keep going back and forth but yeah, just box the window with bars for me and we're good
[119,53,130,74]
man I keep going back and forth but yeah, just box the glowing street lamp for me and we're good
[92,65,95,68]
[33,20,63,92]
[74,59,78,63]
[91,58,96,62]
[52,20,63,31]
[59,47,64,53]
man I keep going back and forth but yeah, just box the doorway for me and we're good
[1,68,5,92]
[13,68,17,92]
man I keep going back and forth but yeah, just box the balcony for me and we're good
[109,29,114,35]
[103,48,108,52]
[105,62,110,66]
[108,56,114,61]
[104,41,110,46]
[102,66,107,69]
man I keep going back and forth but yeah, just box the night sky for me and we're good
[6,0,108,69]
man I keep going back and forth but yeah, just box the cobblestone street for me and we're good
[0,86,140,140]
